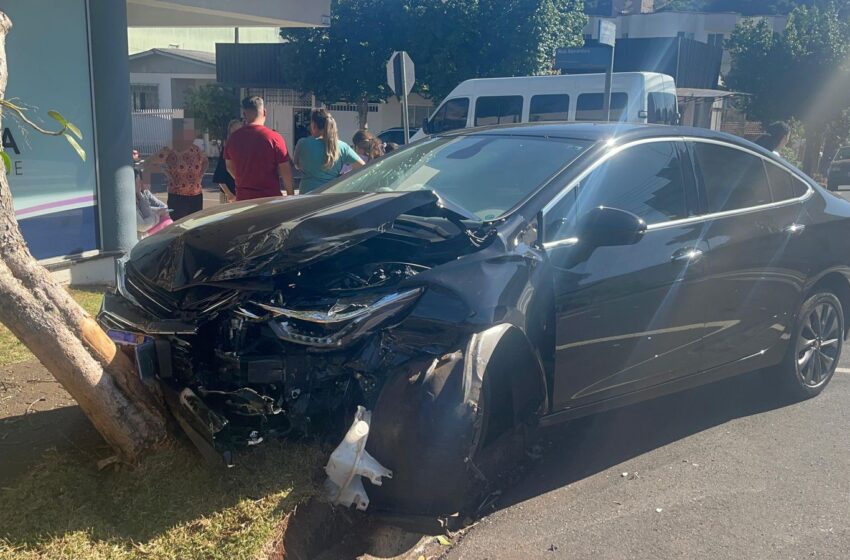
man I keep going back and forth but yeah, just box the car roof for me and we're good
[439,122,776,156]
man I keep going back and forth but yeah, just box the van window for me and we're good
[575,93,628,121]
[648,92,677,124]
[529,94,570,122]
[474,96,523,126]
[429,98,469,133]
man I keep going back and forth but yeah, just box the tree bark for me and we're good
[802,124,825,177]
[0,12,169,460]
[356,96,369,130]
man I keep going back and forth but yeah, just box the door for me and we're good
[546,140,710,410]
[692,141,812,372]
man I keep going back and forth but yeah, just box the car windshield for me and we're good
[320,135,590,220]
[835,147,850,160]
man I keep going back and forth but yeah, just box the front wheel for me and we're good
[776,291,843,400]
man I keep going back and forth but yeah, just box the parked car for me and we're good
[377,127,420,146]
[827,146,850,191]
[99,123,849,518]
[411,72,678,141]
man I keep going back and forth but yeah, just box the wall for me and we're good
[0,0,100,260]
[128,27,281,54]
[129,72,216,109]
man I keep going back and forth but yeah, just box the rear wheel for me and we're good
[776,291,843,399]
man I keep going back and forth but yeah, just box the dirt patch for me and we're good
[0,359,106,482]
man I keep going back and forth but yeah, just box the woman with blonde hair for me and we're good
[293,108,364,193]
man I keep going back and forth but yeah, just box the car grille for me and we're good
[124,266,179,317]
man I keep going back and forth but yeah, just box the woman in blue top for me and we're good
[294,109,364,193]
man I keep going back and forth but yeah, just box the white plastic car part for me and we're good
[324,406,393,511]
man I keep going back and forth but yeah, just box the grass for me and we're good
[0,441,325,560]
[0,287,104,367]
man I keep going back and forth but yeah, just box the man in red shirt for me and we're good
[225,96,295,200]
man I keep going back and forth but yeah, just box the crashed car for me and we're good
[100,123,850,516]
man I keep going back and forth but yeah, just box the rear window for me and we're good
[765,162,807,202]
[529,94,570,122]
[575,92,628,121]
[474,96,523,126]
[692,142,771,213]
[648,92,677,124]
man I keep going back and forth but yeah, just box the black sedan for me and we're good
[99,123,850,518]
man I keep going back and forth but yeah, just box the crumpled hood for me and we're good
[128,190,440,292]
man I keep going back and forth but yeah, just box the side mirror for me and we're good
[422,117,431,134]
[578,206,646,248]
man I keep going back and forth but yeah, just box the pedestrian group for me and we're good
[135,95,396,236]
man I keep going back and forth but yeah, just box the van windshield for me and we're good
[319,135,590,221]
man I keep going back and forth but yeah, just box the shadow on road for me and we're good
[497,371,795,509]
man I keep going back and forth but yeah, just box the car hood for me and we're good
[127,190,441,292]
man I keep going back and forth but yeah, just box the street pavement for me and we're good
[446,191,850,560]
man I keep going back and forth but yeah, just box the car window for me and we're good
[834,147,850,161]
[575,92,628,121]
[647,92,677,124]
[765,162,807,202]
[575,141,688,225]
[322,135,590,220]
[429,98,469,133]
[692,142,771,213]
[529,94,570,122]
[474,96,523,126]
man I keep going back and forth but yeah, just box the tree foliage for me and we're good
[656,0,846,15]
[726,4,850,172]
[185,85,239,141]
[279,0,587,121]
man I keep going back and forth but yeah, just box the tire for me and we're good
[776,291,844,400]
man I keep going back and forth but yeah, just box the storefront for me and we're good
[2,0,98,260]
[0,0,329,280]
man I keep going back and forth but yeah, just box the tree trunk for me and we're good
[356,96,369,130]
[0,13,169,460]
[802,124,825,177]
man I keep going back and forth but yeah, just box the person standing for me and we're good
[341,129,383,175]
[755,121,791,155]
[213,119,242,202]
[143,118,208,220]
[224,96,295,200]
[293,109,364,193]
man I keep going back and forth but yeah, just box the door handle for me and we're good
[784,223,806,235]
[671,247,704,263]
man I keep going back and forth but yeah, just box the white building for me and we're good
[584,11,788,75]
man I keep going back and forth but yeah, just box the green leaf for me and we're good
[48,110,82,139]
[0,151,10,174]
[63,133,86,162]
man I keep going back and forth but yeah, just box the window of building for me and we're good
[691,142,771,212]
[575,92,628,121]
[474,96,523,126]
[428,97,469,133]
[131,84,160,111]
[575,141,688,225]
[707,33,724,47]
[529,94,570,122]
[765,162,807,202]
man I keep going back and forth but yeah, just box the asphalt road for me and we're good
[446,188,850,559]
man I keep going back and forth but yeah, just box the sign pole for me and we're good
[603,44,613,122]
[400,53,411,143]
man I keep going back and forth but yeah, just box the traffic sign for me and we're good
[387,51,415,142]
[387,51,415,96]
[598,19,616,48]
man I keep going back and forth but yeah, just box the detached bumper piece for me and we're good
[324,406,393,511]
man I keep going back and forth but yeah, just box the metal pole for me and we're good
[603,44,614,122]
[400,54,410,143]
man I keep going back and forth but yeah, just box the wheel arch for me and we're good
[807,270,850,339]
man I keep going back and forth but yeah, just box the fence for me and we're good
[131,108,184,156]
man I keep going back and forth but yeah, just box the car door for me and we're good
[690,141,811,373]
[545,139,711,410]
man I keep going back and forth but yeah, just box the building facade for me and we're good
[0,0,330,283]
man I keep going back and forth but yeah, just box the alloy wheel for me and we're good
[796,301,841,388]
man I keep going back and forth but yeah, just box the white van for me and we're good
[413,72,677,141]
